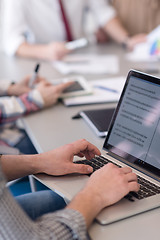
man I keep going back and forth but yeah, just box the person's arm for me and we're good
[88,0,129,43]
[2,0,70,60]
[0,160,88,240]
[2,0,28,56]
[0,139,99,239]
[68,163,139,227]
[103,16,129,45]
[0,142,139,239]
[89,0,147,49]
[0,89,44,124]
[17,42,70,61]
[0,78,73,124]
[0,76,44,123]
[39,162,139,235]
[103,17,147,49]
[0,139,100,181]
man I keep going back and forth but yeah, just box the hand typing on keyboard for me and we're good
[75,156,160,201]
[88,163,139,207]
[69,162,139,226]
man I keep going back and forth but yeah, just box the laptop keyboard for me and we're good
[75,156,160,201]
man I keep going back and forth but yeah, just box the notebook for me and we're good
[53,54,119,75]
[80,108,115,137]
[74,70,160,224]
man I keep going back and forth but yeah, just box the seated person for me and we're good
[0,139,139,239]
[0,75,72,153]
[0,75,72,123]
[0,75,74,220]
[110,0,160,49]
[2,0,132,60]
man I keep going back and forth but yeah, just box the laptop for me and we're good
[75,70,160,225]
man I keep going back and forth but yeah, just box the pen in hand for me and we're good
[29,63,40,88]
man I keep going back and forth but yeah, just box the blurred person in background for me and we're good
[108,0,160,49]
[2,0,136,61]
[0,75,73,154]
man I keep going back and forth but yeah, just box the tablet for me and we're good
[80,108,115,137]
[59,76,93,98]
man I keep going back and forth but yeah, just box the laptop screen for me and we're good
[103,70,160,177]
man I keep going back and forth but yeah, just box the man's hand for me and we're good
[126,33,147,50]
[45,42,70,61]
[36,80,74,107]
[85,163,139,209]
[35,139,101,176]
[7,75,46,96]
[17,42,70,60]
[68,163,139,227]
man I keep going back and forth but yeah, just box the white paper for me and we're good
[126,25,160,62]
[63,76,125,106]
[53,54,119,75]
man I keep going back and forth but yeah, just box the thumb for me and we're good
[71,163,93,175]
[56,81,74,93]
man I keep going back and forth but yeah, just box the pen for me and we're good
[94,85,119,94]
[29,63,40,88]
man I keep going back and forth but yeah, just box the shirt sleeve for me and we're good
[1,0,28,56]
[88,0,117,27]
[0,163,88,240]
[0,89,44,124]
[0,79,12,96]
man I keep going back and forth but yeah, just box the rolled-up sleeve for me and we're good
[1,0,27,56]
[88,0,117,27]
[37,209,87,240]
[0,89,44,124]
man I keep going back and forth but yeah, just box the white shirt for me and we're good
[1,0,116,55]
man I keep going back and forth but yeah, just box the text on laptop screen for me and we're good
[104,72,160,176]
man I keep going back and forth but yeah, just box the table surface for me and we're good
[1,43,160,240]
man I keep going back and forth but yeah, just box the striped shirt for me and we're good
[0,80,44,124]
[0,79,44,151]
